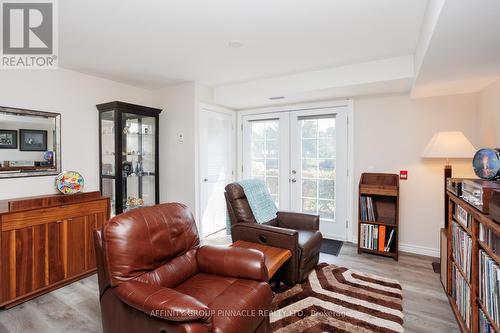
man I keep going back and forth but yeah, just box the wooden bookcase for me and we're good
[357,173,400,261]
[446,191,500,333]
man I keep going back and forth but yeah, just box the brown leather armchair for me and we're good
[225,183,323,286]
[94,203,273,333]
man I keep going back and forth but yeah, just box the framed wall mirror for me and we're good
[0,106,61,179]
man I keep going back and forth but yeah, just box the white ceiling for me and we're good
[59,0,427,88]
[214,56,414,108]
[412,0,500,98]
[58,0,500,108]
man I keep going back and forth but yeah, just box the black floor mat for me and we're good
[320,239,344,256]
[432,262,440,274]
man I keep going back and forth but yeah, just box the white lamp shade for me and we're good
[422,131,476,158]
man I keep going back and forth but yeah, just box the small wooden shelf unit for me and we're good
[357,173,400,261]
[445,191,500,333]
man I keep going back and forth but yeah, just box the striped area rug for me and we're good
[270,263,404,333]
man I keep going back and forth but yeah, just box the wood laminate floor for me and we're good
[0,239,459,333]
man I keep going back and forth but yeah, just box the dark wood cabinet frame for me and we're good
[96,101,162,216]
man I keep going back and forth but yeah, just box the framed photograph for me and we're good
[20,129,47,151]
[0,130,17,149]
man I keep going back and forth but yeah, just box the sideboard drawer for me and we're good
[1,199,108,231]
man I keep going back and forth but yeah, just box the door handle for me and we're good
[291,179,297,183]
[203,178,208,182]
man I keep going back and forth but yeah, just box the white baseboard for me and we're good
[399,243,439,258]
[321,233,346,241]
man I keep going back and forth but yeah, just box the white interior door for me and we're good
[242,107,348,240]
[290,109,348,240]
[199,107,235,237]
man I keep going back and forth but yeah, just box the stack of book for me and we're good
[479,250,500,328]
[455,204,472,229]
[479,224,500,256]
[359,224,396,252]
[360,196,377,221]
[452,221,472,280]
[479,309,496,333]
[452,265,471,329]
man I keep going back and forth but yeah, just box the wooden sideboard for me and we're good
[0,191,110,308]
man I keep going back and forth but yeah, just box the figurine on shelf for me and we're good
[126,197,144,210]
[122,161,132,176]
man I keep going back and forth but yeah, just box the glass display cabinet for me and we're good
[97,101,162,216]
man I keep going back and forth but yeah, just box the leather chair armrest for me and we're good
[231,223,299,252]
[197,245,268,282]
[233,222,298,236]
[277,211,320,231]
[115,280,211,323]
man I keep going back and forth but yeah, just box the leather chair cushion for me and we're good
[175,273,272,333]
[297,230,323,263]
[225,183,246,200]
[103,203,200,286]
[134,249,199,288]
[225,183,257,224]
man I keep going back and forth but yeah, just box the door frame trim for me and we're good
[196,103,236,235]
[237,99,355,242]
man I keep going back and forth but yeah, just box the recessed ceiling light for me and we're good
[228,40,243,48]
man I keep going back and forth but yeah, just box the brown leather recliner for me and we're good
[225,183,323,286]
[94,203,273,333]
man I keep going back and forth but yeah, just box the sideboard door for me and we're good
[1,220,65,303]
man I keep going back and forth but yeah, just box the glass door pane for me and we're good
[100,110,116,214]
[101,111,115,175]
[299,117,335,221]
[121,113,156,211]
[248,119,280,206]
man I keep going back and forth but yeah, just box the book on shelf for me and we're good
[452,221,472,281]
[378,225,386,251]
[385,228,396,252]
[452,265,471,329]
[455,203,472,229]
[479,250,500,328]
[360,196,377,221]
[479,308,496,333]
[479,223,500,256]
[360,223,395,252]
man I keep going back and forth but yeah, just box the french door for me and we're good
[242,107,348,240]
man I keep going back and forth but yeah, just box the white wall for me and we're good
[152,82,225,219]
[479,79,500,147]
[353,93,479,256]
[153,82,197,210]
[0,69,152,200]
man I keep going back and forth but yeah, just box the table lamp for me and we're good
[422,131,476,226]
